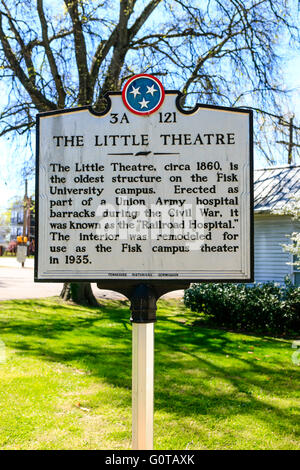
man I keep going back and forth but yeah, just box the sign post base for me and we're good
[130,284,157,450]
[132,322,154,450]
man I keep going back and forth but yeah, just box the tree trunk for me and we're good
[60,282,99,307]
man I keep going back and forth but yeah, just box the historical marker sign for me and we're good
[35,75,253,282]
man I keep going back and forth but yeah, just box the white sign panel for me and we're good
[17,245,27,264]
[35,75,253,282]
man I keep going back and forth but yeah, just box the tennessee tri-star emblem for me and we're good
[122,74,165,116]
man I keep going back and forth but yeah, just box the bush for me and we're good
[6,240,17,254]
[183,279,300,335]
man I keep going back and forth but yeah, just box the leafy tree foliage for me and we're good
[274,197,300,269]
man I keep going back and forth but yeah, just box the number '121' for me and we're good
[159,112,176,123]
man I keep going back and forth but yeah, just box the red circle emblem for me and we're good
[122,74,165,116]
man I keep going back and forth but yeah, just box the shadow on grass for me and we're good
[0,298,299,442]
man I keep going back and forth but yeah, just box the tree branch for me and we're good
[97,0,135,98]
[64,0,90,105]
[97,0,162,101]
[128,0,162,41]
[37,0,66,108]
[0,12,56,111]
[181,33,235,99]
[89,27,118,95]
[1,0,36,85]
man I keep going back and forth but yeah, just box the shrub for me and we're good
[183,279,300,335]
[6,240,17,254]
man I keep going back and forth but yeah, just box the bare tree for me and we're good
[0,0,299,303]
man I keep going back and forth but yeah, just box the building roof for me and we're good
[254,165,300,212]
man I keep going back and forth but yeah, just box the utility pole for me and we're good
[23,179,28,240]
[277,115,300,164]
[21,179,30,267]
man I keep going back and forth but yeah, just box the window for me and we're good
[17,212,23,223]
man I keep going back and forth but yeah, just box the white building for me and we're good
[254,165,300,286]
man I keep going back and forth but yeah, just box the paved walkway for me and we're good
[0,257,64,301]
[0,256,184,301]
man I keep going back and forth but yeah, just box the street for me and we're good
[0,256,125,301]
[0,257,184,301]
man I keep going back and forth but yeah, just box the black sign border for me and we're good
[34,91,254,289]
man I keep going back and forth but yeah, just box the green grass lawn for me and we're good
[0,297,299,450]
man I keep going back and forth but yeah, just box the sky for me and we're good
[0,136,35,212]
[0,19,300,214]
